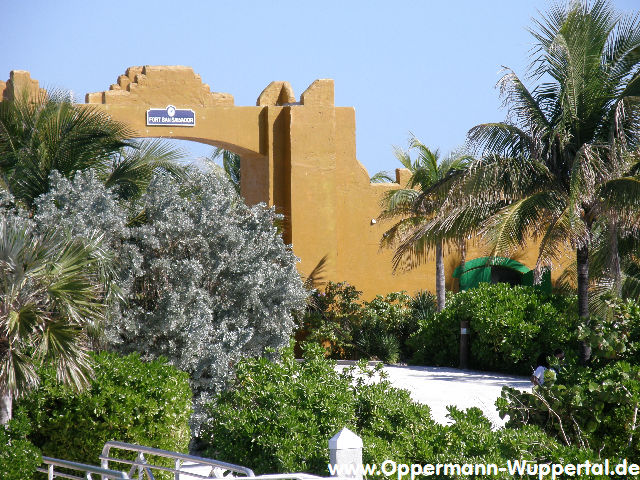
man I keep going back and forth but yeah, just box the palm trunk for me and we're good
[454,239,467,293]
[459,240,467,271]
[436,241,445,312]
[577,245,591,365]
[0,388,12,425]
[609,221,622,296]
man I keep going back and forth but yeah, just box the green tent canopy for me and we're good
[452,256,551,293]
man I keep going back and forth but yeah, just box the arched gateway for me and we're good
[0,67,547,299]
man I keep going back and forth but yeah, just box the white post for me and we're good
[329,427,363,480]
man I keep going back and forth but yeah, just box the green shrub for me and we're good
[201,342,606,478]
[578,296,640,366]
[498,303,640,461]
[301,281,363,359]
[355,317,401,364]
[409,283,577,374]
[409,290,438,323]
[200,342,435,474]
[427,407,603,480]
[16,351,192,467]
[358,291,426,362]
[299,283,432,362]
[497,361,640,460]
[0,412,41,480]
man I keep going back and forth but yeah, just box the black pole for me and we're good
[460,320,470,369]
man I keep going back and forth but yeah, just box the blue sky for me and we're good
[3,0,638,176]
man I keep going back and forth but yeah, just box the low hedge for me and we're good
[15,351,192,467]
[200,342,436,474]
[409,283,577,375]
[200,343,606,479]
[0,412,41,480]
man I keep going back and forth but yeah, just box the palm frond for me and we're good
[105,139,187,201]
[209,147,241,194]
[0,218,110,398]
[467,123,535,158]
[392,145,413,171]
[370,171,394,183]
[0,92,132,206]
[600,176,640,215]
[481,191,566,258]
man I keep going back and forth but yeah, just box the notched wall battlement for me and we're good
[300,79,334,106]
[256,79,335,107]
[82,66,335,109]
[0,70,46,102]
[85,65,234,107]
[257,81,296,106]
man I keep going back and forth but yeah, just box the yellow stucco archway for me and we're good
[1,67,555,299]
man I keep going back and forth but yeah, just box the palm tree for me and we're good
[420,0,640,362]
[209,147,241,194]
[555,210,640,317]
[106,139,187,202]
[0,90,187,207]
[0,217,113,424]
[0,90,129,207]
[379,135,471,311]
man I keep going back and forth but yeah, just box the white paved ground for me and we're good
[338,363,531,428]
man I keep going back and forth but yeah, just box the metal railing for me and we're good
[37,456,130,480]
[41,441,355,480]
[100,441,255,480]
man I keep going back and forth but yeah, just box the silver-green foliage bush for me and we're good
[34,169,307,430]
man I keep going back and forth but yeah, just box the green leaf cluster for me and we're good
[409,283,576,374]
[578,297,640,364]
[299,282,435,363]
[200,342,435,474]
[497,297,640,460]
[201,343,607,478]
[0,412,41,480]
[498,361,640,459]
[15,351,192,471]
[423,407,605,480]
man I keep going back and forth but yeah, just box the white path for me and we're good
[338,363,532,428]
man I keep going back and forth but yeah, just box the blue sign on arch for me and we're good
[146,105,196,126]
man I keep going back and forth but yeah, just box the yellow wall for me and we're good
[1,67,563,299]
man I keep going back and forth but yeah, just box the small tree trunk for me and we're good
[0,388,12,425]
[577,245,591,365]
[609,221,622,296]
[436,241,445,312]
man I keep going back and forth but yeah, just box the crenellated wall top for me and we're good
[0,70,46,102]
[85,65,234,107]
